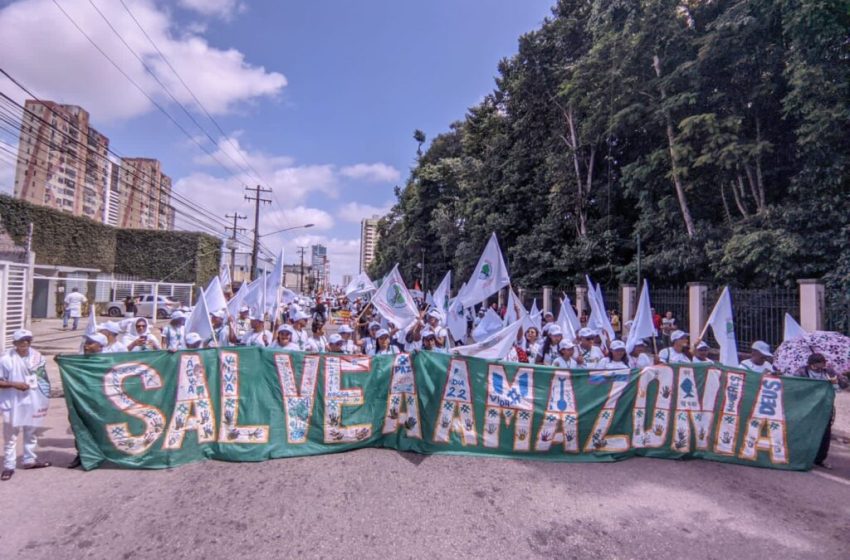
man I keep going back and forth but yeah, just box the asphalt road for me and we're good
[1,398,849,560]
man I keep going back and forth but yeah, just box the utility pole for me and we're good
[297,246,308,294]
[224,213,246,284]
[244,185,272,280]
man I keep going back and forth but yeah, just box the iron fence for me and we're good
[651,286,689,336]
[826,291,850,336]
[703,287,797,350]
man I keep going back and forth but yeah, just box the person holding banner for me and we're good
[552,340,579,368]
[337,325,358,354]
[290,311,311,350]
[535,325,564,366]
[739,341,776,373]
[326,334,344,353]
[596,340,630,369]
[242,317,272,348]
[658,331,692,364]
[306,321,328,352]
[235,306,251,342]
[629,340,654,369]
[425,310,448,350]
[82,333,106,355]
[185,333,203,349]
[271,325,300,350]
[576,328,604,367]
[374,329,400,355]
[359,322,381,356]
[1,330,51,481]
[99,322,128,353]
[692,341,713,364]
[523,327,540,363]
[162,311,186,352]
[208,311,239,348]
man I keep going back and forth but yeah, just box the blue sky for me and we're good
[0,0,553,281]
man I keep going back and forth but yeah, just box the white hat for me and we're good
[547,325,563,337]
[426,309,443,320]
[670,330,689,342]
[368,321,381,331]
[170,311,186,321]
[239,305,250,313]
[277,324,294,335]
[633,338,648,347]
[578,327,595,338]
[294,311,310,322]
[100,321,122,335]
[85,333,108,346]
[557,340,574,351]
[338,325,353,334]
[12,329,32,342]
[610,340,627,351]
[751,340,772,357]
[249,315,263,322]
[421,327,436,339]
[328,334,343,345]
[185,332,202,346]
[696,341,710,350]
[376,329,390,338]
[543,311,555,319]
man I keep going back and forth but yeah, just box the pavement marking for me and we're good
[811,469,850,487]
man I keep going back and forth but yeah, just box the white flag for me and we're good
[705,286,739,367]
[454,319,523,361]
[473,308,504,341]
[85,305,98,336]
[265,248,285,316]
[203,276,228,315]
[557,297,579,343]
[430,270,452,317]
[345,271,376,297]
[226,281,250,318]
[186,291,214,343]
[529,298,542,332]
[446,291,468,343]
[371,264,419,329]
[457,233,511,308]
[783,313,806,342]
[626,281,657,353]
[241,276,266,318]
[219,263,231,291]
[504,288,520,325]
[585,277,616,340]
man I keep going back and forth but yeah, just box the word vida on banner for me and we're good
[57,349,834,471]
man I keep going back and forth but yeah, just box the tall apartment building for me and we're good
[14,100,110,222]
[118,158,174,230]
[311,244,328,292]
[13,99,174,231]
[359,215,380,272]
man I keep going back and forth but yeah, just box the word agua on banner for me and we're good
[56,350,833,471]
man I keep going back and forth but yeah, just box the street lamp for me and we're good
[251,223,315,280]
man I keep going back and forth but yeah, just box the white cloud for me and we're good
[0,0,285,121]
[263,234,362,285]
[336,201,392,224]
[260,206,334,234]
[339,163,401,183]
[178,0,246,20]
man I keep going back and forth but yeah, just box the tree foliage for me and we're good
[371,0,850,299]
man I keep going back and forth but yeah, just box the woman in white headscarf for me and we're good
[126,317,161,352]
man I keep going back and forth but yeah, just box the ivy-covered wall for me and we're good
[0,194,220,284]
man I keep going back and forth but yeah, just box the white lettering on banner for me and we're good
[219,351,269,444]
[103,362,166,455]
[739,377,788,464]
[275,353,320,444]
[164,354,216,449]
[324,355,372,443]
[534,370,579,453]
[433,358,478,446]
[715,372,745,455]
[632,366,675,449]
[583,370,631,452]
[484,365,534,451]
[671,367,721,452]
[382,353,422,439]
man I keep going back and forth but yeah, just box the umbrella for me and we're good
[774,331,850,375]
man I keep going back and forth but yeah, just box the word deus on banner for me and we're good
[57,349,834,471]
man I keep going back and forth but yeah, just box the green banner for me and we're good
[57,349,834,471]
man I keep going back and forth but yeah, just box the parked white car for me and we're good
[106,295,180,319]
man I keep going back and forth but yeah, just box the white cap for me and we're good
[610,340,626,351]
[557,340,574,351]
[85,333,108,346]
[338,325,353,334]
[578,327,595,338]
[294,311,310,322]
[426,309,443,320]
[633,338,648,347]
[185,332,202,346]
[328,334,343,345]
[376,329,390,338]
[751,340,772,357]
[170,311,186,321]
[368,321,381,331]
[670,330,689,342]
[239,305,250,313]
[249,316,263,322]
[696,341,710,350]
[100,321,122,335]
[277,324,294,335]
[12,329,32,342]
[421,327,436,339]
[547,325,563,337]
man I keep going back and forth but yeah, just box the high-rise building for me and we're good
[118,158,174,230]
[360,215,380,272]
[342,274,353,288]
[14,100,110,222]
[311,244,328,292]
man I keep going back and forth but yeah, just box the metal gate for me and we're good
[0,260,30,353]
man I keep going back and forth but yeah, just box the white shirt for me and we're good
[242,330,273,348]
[524,340,541,362]
[659,347,691,364]
[341,339,358,355]
[291,328,309,351]
[577,345,605,366]
[64,292,87,317]
[595,357,631,370]
[130,335,161,352]
[692,356,714,364]
[270,340,300,350]
[162,324,185,351]
[375,346,399,356]
[629,353,654,369]
[104,341,128,353]
[552,356,579,369]
[740,359,775,374]
[305,335,327,353]
[0,348,49,427]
